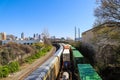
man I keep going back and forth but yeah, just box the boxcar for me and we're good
[63,44,71,49]
[72,50,84,68]
[62,49,70,69]
[77,64,102,80]
[71,46,76,50]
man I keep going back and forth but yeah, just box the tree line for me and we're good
[94,0,120,26]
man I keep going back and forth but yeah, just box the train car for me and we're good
[25,56,59,80]
[63,44,71,49]
[62,49,70,69]
[25,43,63,80]
[54,43,63,74]
[70,46,76,50]
[77,64,102,80]
[70,46,76,63]
[72,50,84,68]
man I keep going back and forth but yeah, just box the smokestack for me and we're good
[78,28,80,39]
[75,26,76,41]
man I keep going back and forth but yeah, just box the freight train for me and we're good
[24,43,63,80]
[60,44,71,80]
[25,43,102,80]
[62,44,71,69]
[70,46,102,80]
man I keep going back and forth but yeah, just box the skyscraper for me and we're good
[33,34,36,39]
[21,32,24,39]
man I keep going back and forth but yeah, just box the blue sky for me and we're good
[0,0,97,39]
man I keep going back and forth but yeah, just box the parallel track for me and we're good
[12,47,56,80]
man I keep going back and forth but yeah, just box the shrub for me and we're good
[96,27,111,35]
[108,31,120,39]
[25,45,52,63]
[8,61,19,73]
[0,66,9,78]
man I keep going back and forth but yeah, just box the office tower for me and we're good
[21,32,24,39]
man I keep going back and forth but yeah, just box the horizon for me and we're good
[0,0,97,39]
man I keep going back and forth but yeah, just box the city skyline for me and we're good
[0,0,97,39]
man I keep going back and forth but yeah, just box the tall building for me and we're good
[0,32,6,40]
[39,34,41,40]
[33,34,35,39]
[36,33,39,39]
[21,32,24,39]
[33,33,39,40]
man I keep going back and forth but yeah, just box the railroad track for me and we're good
[18,47,56,80]
[11,47,56,80]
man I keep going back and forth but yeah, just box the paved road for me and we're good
[1,47,56,80]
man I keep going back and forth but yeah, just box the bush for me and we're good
[96,27,111,35]
[0,66,9,78]
[2,66,9,77]
[0,61,20,78]
[24,57,34,64]
[108,31,120,39]
[25,45,52,63]
[8,61,20,73]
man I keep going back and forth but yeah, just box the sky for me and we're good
[0,0,97,39]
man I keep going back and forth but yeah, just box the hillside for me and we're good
[82,22,120,80]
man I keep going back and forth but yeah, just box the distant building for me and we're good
[33,34,36,39]
[1,39,43,45]
[21,32,24,39]
[51,36,56,40]
[39,34,41,40]
[36,33,39,39]
[6,34,16,40]
[74,37,82,41]
[33,33,41,40]
[0,32,6,40]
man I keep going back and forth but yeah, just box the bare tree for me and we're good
[42,28,51,45]
[94,0,120,26]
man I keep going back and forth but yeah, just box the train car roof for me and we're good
[25,65,49,80]
[25,43,63,80]
[63,49,70,54]
[77,64,102,80]
[63,44,71,49]
[54,44,63,57]
[72,50,83,58]
[25,56,56,80]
